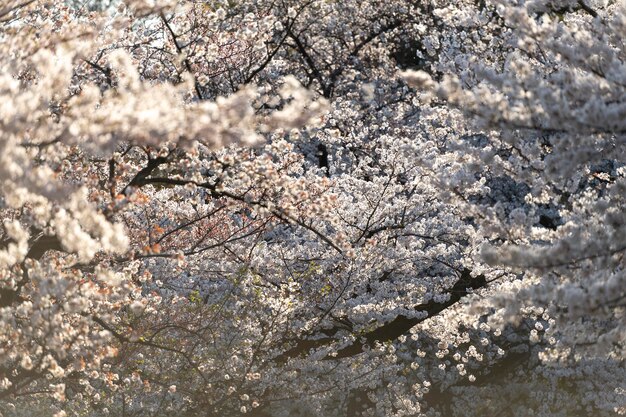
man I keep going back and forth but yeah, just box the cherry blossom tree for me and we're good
[0,0,623,416]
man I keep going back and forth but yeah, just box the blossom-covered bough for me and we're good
[0,0,624,416]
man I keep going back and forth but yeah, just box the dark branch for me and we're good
[277,269,487,361]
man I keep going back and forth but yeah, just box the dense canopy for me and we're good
[0,0,624,416]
